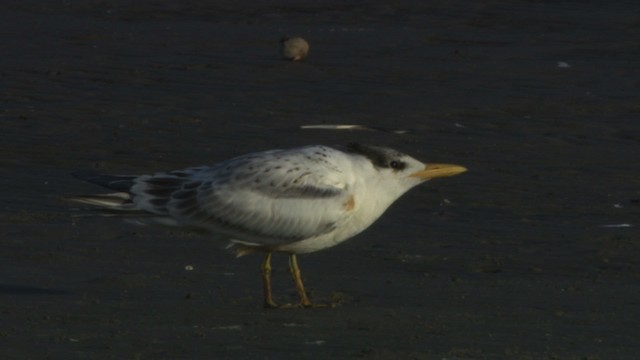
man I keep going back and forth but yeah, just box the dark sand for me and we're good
[2,1,640,359]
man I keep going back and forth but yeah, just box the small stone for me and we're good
[281,37,309,61]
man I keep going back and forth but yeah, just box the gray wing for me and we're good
[131,147,355,245]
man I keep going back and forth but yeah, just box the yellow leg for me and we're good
[261,252,278,308]
[288,254,312,307]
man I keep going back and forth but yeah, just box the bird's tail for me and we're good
[65,193,145,218]
[65,171,141,215]
[66,192,130,208]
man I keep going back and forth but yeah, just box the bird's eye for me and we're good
[390,160,404,170]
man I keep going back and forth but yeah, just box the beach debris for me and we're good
[300,124,408,134]
[599,223,633,228]
[185,265,194,271]
[281,37,309,61]
[304,340,326,345]
[211,325,243,331]
[557,61,571,68]
[282,323,309,327]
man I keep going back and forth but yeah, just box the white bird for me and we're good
[68,143,466,308]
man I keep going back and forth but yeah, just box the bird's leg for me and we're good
[261,252,278,308]
[288,254,312,307]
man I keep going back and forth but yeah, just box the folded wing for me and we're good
[129,148,355,246]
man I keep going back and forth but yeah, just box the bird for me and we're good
[68,143,466,308]
[281,36,309,61]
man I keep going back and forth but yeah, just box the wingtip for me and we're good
[71,171,137,191]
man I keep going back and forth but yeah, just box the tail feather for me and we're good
[65,192,153,220]
[68,170,188,225]
[66,192,131,208]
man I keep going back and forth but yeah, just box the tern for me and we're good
[69,143,466,308]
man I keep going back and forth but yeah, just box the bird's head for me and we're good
[346,143,467,194]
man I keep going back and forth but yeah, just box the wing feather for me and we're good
[128,146,355,245]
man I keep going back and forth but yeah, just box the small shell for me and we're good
[281,37,309,61]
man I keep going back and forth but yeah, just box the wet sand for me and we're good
[2,1,640,359]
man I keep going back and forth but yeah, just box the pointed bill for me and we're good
[409,163,467,180]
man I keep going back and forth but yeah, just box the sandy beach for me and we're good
[2,1,639,359]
